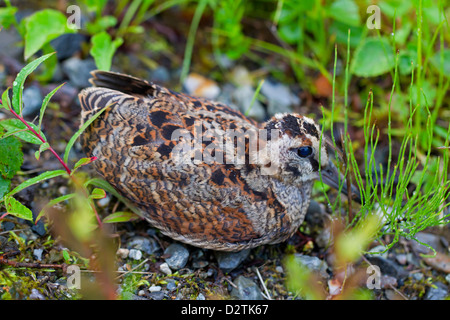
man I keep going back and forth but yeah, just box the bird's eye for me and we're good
[297,146,313,158]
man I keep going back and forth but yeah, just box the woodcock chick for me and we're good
[79,71,358,251]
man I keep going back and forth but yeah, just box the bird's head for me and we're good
[258,113,360,202]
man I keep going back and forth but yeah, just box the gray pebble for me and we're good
[164,243,189,270]
[197,293,206,300]
[128,249,143,260]
[29,288,45,300]
[261,80,300,116]
[365,255,408,279]
[148,291,165,300]
[33,248,44,261]
[62,57,97,88]
[294,254,329,279]
[128,236,160,255]
[22,85,43,117]
[412,272,424,281]
[166,279,177,291]
[424,282,448,300]
[215,249,250,273]
[231,276,264,300]
[232,85,266,122]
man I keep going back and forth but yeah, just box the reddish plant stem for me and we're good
[1,99,103,228]
[8,107,72,175]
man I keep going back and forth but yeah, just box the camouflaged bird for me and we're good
[79,71,356,251]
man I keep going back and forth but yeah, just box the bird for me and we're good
[78,70,358,252]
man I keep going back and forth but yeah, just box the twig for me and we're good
[115,258,149,280]
[0,252,68,272]
[254,267,272,300]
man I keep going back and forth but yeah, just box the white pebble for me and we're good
[149,285,162,292]
[160,262,172,275]
[128,249,142,260]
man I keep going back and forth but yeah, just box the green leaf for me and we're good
[0,119,46,145]
[64,104,110,164]
[35,142,50,160]
[6,169,67,197]
[12,53,55,114]
[0,176,11,200]
[90,31,123,71]
[72,157,96,173]
[62,249,71,263]
[351,37,395,77]
[328,0,361,27]
[103,211,140,223]
[3,196,33,221]
[0,134,23,180]
[1,88,12,110]
[89,187,106,200]
[39,83,65,134]
[0,6,18,29]
[23,9,72,60]
[85,15,117,34]
[35,193,76,223]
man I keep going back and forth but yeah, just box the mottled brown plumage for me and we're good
[79,71,350,251]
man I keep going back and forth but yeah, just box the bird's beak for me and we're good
[320,161,362,204]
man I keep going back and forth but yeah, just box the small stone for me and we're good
[231,276,264,300]
[33,248,44,261]
[29,289,45,300]
[294,254,329,279]
[62,57,97,88]
[1,221,15,231]
[184,73,220,99]
[160,262,172,275]
[424,282,448,300]
[215,249,250,273]
[446,274,450,284]
[275,266,284,273]
[166,279,177,291]
[410,232,448,255]
[379,275,398,289]
[31,220,46,237]
[22,85,43,117]
[128,249,143,260]
[96,196,110,208]
[128,236,160,255]
[148,291,165,300]
[305,200,325,226]
[367,245,389,258]
[395,254,408,265]
[58,186,68,195]
[50,33,87,60]
[150,66,170,83]
[260,80,300,116]
[365,256,408,280]
[385,289,404,300]
[138,290,146,296]
[149,285,162,292]
[412,272,424,282]
[164,243,189,270]
[197,293,206,300]
[116,248,129,259]
[232,85,265,122]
